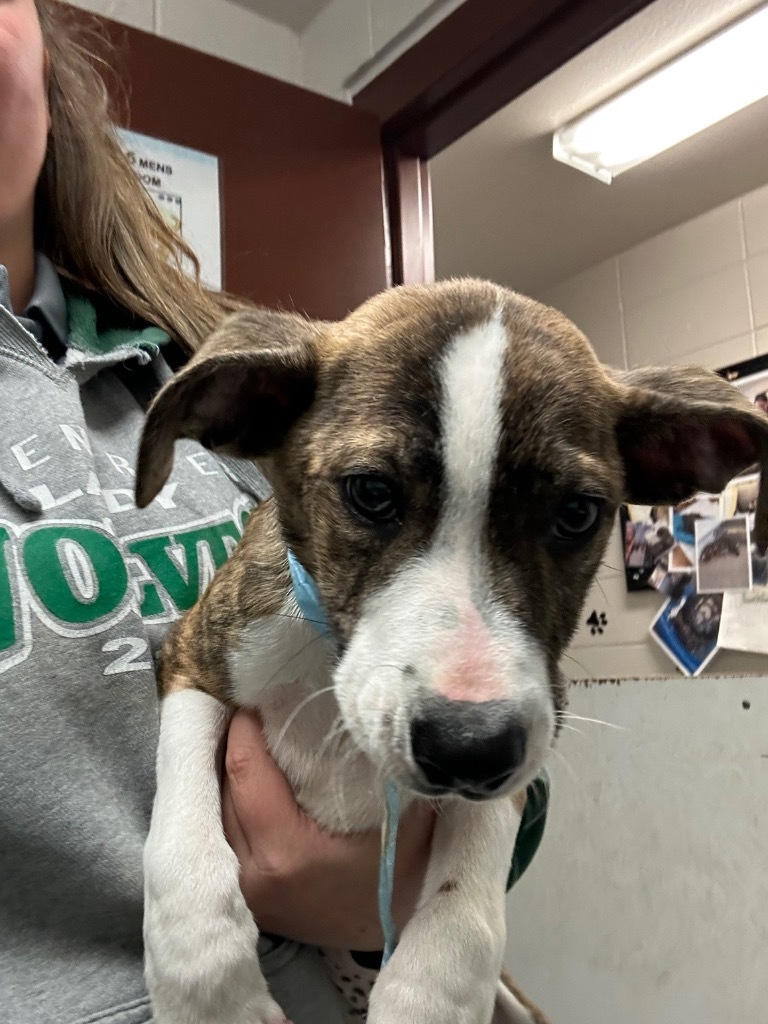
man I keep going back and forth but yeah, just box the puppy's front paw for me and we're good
[144,840,286,1024]
[242,993,291,1024]
[367,964,495,1024]
[368,985,474,1024]
[220,986,290,1024]
[146,917,288,1024]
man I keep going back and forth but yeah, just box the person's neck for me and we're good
[0,215,36,313]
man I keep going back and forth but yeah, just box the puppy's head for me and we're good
[137,280,768,800]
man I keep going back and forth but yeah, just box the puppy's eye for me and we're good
[551,494,603,543]
[342,474,403,527]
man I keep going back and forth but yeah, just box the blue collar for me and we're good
[286,550,330,637]
[285,549,400,964]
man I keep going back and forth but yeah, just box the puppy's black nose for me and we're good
[410,699,527,795]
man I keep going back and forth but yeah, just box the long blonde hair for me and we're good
[34,0,242,352]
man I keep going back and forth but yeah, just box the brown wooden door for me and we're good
[89,13,389,321]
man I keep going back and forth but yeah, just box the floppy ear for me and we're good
[135,308,319,508]
[613,365,768,552]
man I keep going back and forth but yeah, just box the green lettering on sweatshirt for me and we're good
[24,526,128,624]
[128,520,241,614]
[0,528,16,651]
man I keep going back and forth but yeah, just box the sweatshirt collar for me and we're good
[20,253,68,360]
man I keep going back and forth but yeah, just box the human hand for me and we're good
[222,708,435,950]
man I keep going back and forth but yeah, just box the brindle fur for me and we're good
[155,501,291,700]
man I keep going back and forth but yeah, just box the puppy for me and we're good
[135,278,768,1024]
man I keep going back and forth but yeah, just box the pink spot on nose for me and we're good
[435,606,505,703]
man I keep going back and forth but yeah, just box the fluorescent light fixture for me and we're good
[553,4,768,183]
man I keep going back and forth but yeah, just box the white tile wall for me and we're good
[370,0,442,50]
[563,640,676,681]
[618,201,743,307]
[658,330,755,371]
[68,0,155,31]
[300,0,373,98]
[564,640,768,681]
[67,0,302,81]
[746,250,768,327]
[158,0,301,83]
[538,184,768,372]
[68,0,465,100]
[623,263,751,366]
[538,260,624,366]
[538,182,768,682]
[302,0,467,99]
[569,575,662,653]
[742,180,768,256]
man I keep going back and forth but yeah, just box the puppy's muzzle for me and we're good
[410,697,527,799]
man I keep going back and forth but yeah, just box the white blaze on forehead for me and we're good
[439,311,507,535]
[333,309,556,788]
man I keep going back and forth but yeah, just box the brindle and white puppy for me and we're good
[135,278,768,1024]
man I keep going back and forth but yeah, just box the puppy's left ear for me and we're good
[614,365,768,551]
[136,308,320,508]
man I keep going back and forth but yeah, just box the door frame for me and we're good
[356,0,657,285]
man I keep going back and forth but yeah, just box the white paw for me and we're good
[367,972,495,1024]
[368,954,499,1019]
[146,926,288,1024]
[144,841,287,1024]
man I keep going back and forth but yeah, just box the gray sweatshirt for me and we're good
[0,263,345,1024]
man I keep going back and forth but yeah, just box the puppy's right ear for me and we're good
[135,308,319,508]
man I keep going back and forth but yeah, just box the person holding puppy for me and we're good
[0,3,545,1023]
[0,3,440,1022]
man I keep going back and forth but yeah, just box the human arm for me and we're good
[222,708,436,951]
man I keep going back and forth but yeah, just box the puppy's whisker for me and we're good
[266,632,326,689]
[323,733,350,786]
[273,686,337,749]
[561,712,626,731]
[599,560,623,574]
[269,608,327,628]
[270,609,311,622]
[557,723,585,738]
[561,653,593,679]
[433,799,449,819]
[366,663,407,680]
[332,744,364,831]
[317,715,346,760]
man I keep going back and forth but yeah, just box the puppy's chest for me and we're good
[259,688,388,833]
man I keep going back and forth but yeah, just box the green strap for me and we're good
[507,767,550,891]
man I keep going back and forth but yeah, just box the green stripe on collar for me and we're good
[65,291,169,355]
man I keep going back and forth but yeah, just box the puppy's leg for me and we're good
[367,796,518,1024]
[143,688,288,1024]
